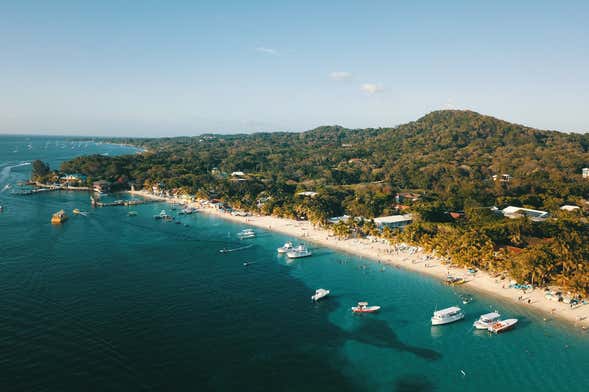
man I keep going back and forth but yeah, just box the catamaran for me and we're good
[277,241,294,253]
[311,288,330,301]
[351,302,381,313]
[488,318,518,333]
[431,306,464,325]
[473,312,501,330]
[286,245,312,259]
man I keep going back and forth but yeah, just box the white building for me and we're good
[583,168,589,179]
[502,206,549,221]
[296,191,318,197]
[374,214,413,229]
[492,174,512,182]
[560,205,580,212]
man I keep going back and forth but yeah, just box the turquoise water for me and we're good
[0,136,588,391]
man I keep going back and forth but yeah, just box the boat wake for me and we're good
[219,244,254,253]
[0,162,31,186]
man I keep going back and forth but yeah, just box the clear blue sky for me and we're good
[1,0,588,136]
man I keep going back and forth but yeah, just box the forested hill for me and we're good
[51,110,589,294]
[59,110,589,213]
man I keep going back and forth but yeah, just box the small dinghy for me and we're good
[311,288,330,301]
[351,302,381,313]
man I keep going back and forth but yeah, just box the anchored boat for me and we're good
[473,312,501,330]
[286,244,312,259]
[237,229,256,239]
[431,306,464,325]
[277,241,294,254]
[311,288,330,301]
[488,318,518,333]
[351,302,381,313]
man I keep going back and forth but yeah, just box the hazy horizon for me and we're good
[1,0,588,137]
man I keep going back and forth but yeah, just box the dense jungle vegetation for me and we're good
[49,110,589,294]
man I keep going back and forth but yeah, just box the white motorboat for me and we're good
[286,245,312,259]
[277,241,294,253]
[473,312,501,330]
[351,302,381,313]
[154,210,173,220]
[311,288,330,301]
[237,229,256,239]
[488,318,518,333]
[431,306,464,325]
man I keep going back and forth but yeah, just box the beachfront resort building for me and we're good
[583,168,589,179]
[374,214,413,229]
[502,206,549,221]
[59,173,86,185]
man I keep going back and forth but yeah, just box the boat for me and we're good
[237,229,256,239]
[51,210,68,224]
[461,294,473,304]
[488,318,518,333]
[473,312,501,330]
[311,288,330,301]
[431,306,464,325]
[178,207,196,215]
[286,245,312,259]
[351,302,381,313]
[154,210,173,220]
[73,208,81,215]
[277,241,294,253]
[128,211,138,216]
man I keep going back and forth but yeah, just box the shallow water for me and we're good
[0,136,588,391]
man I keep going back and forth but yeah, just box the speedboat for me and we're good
[277,241,294,253]
[311,288,330,301]
[473,312,501,330]
[287,245,312,259]
[351,302,381,313]
[431,306,464,325]
[488,318,518,333]
[73,208,81,215]
[238,229,255,239]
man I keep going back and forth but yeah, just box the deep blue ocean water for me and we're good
[0,135,588,391]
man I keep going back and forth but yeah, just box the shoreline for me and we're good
[129,189,589,331]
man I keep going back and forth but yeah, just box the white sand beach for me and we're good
[130,189,589,330]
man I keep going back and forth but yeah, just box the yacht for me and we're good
[237,229,256,239]
[488,318,518,333]
[473,312,501,330]
[286,245,312,259]
[431,306,464,325]
[51,210,68,224]
[277,241,294,253]
[351,302,381,313]
[311,288,330,301]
